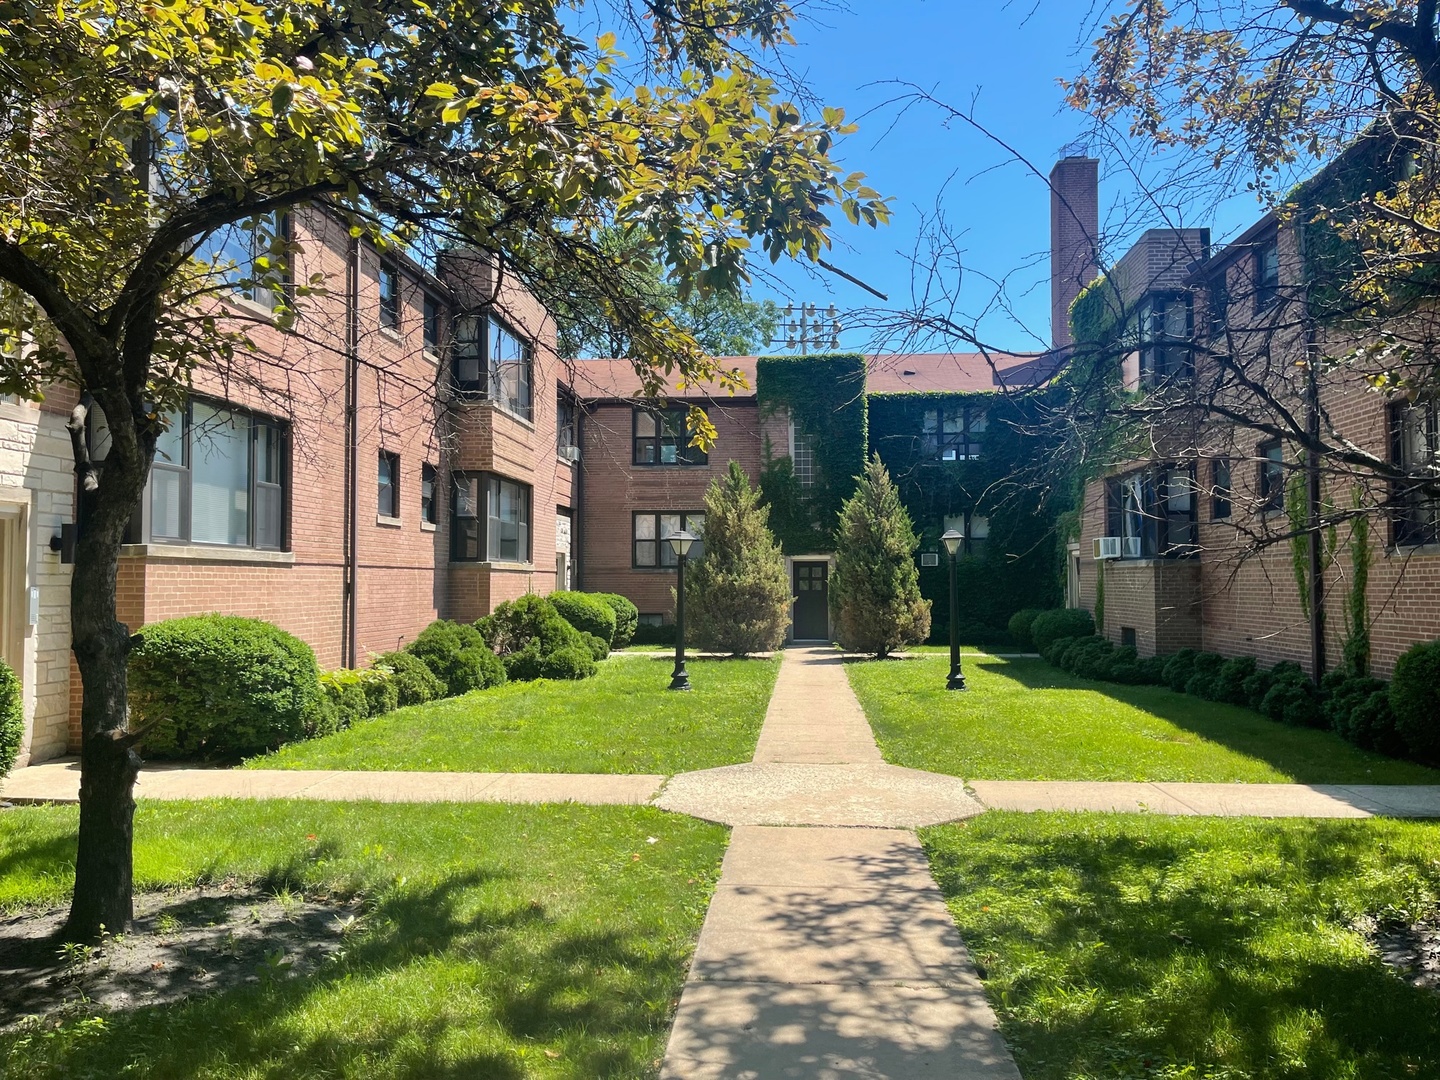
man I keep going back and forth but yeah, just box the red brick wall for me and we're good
[577,397,772,618]
[67,208,570,748]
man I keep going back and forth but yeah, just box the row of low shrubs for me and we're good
[127,591,641,759]
[1028,609,1440,765]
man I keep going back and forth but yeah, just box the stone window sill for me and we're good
[120,543,295,566]
[1387,542,1440,558]
[421,521,437,533]
[376,514,402,529]
[379,326,403,344]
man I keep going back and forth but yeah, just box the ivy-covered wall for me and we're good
[868,392,1064,642]
[755,353,868,554]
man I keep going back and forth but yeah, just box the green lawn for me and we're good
[923,813,1440,1080]
[255,656,780,774]
[846,655,1440,783]
[0,800,727,1078]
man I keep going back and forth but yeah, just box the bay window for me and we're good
[452,313,533,420]
[451,473,531,563]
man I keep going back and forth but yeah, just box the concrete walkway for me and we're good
[969,779,1440,818]
[0,760,661,806]
[660,647,1018,1079]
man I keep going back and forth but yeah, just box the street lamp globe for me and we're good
[940,528,964,557]
[667,529,698,558]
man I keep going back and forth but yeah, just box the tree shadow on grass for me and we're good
[982,657,1440,783]
[925,820,1440,1080]
[2,864,689,1079]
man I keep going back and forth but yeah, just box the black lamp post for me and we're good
[667,529,697,691]
[941,528,967,690]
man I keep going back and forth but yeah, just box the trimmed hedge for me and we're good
[0,659,23,778]
[549,591,618,651]
[1030,608,1095,653]
[1006,609,1043,651]
[478,594,595,682]
[1038,630,1440,764]
[319,668,398,731]
[1392,640,1440,762]
[631,622,676,647]
[373,651,446,706]
[595,593,639,649]
[129,614,322,758]
[405,620,506,697]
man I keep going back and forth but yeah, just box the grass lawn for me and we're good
[255,655,780,774]
[923,813,1440,1080]
[847,655,1440,783]
[0,800,727,1078]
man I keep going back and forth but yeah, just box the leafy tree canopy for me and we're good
[555,230,781,359]
[0,0,890,940]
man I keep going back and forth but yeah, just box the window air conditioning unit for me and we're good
[559,445,580,463]
[1093,536,1123,560]
[1123,536,1142,558]
[920,552,940,567]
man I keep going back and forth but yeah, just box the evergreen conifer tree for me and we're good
[831,455,931,658]
[686,461,792,656]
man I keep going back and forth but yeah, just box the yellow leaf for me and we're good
[425,81,458,99]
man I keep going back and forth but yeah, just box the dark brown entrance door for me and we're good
[792,562,829,640]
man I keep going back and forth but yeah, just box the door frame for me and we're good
[785,555,834,642]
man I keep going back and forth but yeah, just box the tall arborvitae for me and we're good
[831,454,931,658]
[686,461,792,656]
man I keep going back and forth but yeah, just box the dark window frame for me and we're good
[1104,463,1198,559]
[1258,439,1284,514]
[379,261,401,330]
[1211,456,1232,520]
[423,292,443,353]
[921,403,986,461]
[450,472,532,563]
[1139,292,1194,385]
[421,462,438,525]
[1391,398,1440,547]
[451,312,534,421]
[378,449,399,519]
[632,510,706,568]
[557,392,577,455]
[143,396,289,551]
[1255,236,1281,311]
[632,406,708,467]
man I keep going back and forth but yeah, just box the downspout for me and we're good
[1298,225,1326,680]
[343,236,360,668]
[572,406,584,590]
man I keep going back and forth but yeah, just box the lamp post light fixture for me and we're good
[940,528,967,691]
[667,529,698,691]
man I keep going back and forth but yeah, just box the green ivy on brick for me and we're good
[755,353,868,554]
[868,391,1065,642]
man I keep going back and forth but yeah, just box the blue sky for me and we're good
[747,1,1266,354]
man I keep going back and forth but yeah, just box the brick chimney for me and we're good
[1049,156,1099,349]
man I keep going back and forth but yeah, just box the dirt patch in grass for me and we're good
[1368,915,1440,993]
[1,886,361,1029]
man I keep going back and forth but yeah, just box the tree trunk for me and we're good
[61,401,149,943]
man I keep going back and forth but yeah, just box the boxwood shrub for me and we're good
[405,620,505,696]
[1162,649,1200,694]
[596,593,640,649]
[1006,608,1043,651]
[129,614,322,758]
[0,659,23,778]
[549,591,618,651]
[478,594,595,682]
[1183,652,1226,701]
[1030,608,1096,653]
[1391,640,1440,762]
[373,651,446,706]
[1211,656,1257,706]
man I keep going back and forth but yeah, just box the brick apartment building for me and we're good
[1068,157,1440,680]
